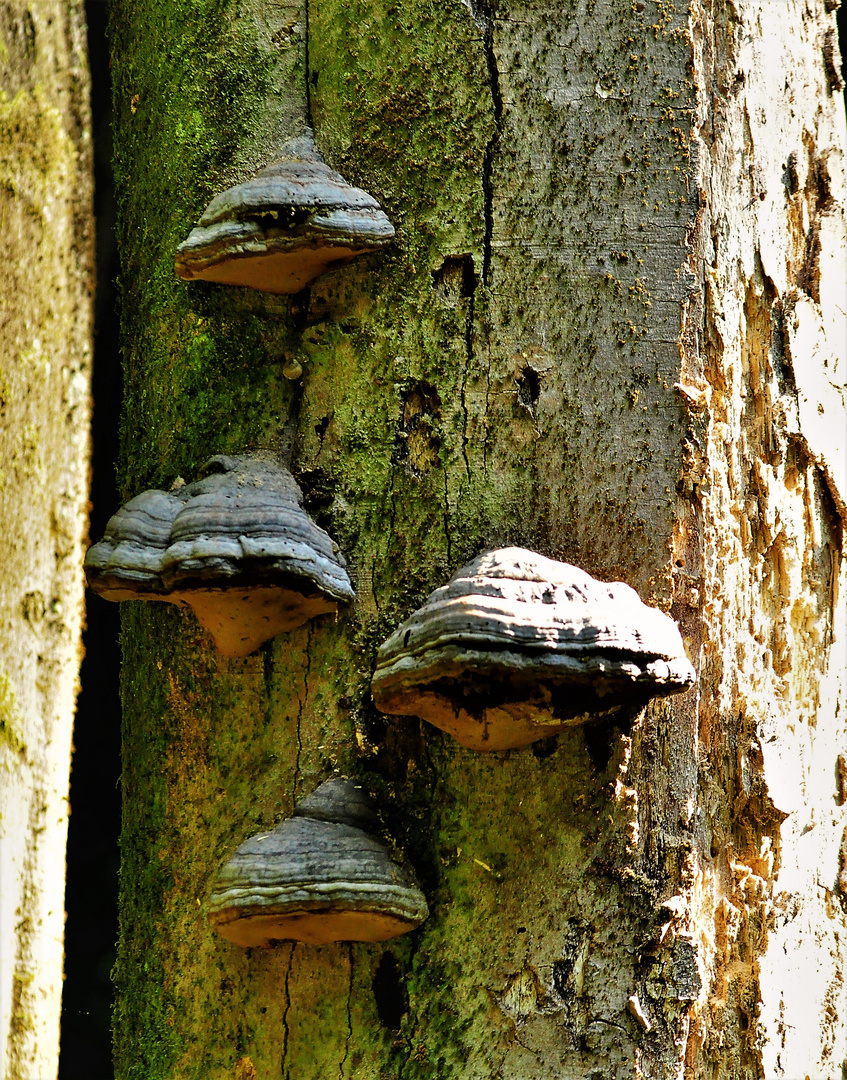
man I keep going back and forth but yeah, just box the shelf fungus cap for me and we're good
[371,547,696,752]
[174,131,395,294]
[83,488,187,600]
[208,778,429,947]
[84,455,354,657]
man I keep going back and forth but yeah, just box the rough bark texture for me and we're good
[689,3,847,1074]
[108,0,845,1076]
[0,2,93,1078]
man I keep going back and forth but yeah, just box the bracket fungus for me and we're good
[207,778,429,947]
[84,455,354,657]
[371,547,696,752]
[174,131,395,294]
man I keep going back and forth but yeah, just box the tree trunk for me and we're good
[0,3,92,1078]
[108,0,846,1076]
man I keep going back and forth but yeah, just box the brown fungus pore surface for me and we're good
[207,778,429,947]
[371,547,696,751]
[84,455,354,656]
[174,131,395,294]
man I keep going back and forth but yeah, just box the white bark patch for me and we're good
[688,0,847,1071]
[782,292,846,520]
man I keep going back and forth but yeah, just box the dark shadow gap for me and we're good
[58,2,121,1077]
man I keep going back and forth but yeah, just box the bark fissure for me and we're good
[294,625,313,797]
[443,469,453,564]
[460,294,474,484]
[281,942,294,1078]
[482,333,493,475]
[462,0,503,286]
[336,946,354,1079]
[304,0,312,127]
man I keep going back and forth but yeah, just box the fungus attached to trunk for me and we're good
[84,455,354,656]
[82,487,187,599]
[174,131,395,294]
[371,547,696,752]
[207,778,429,947]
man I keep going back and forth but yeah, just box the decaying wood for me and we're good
[108,0,845,1075]
[687,1,846,1072]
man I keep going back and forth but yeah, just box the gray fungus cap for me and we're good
[207,778,429,947]
[84,455,354,656]
[371,547,696,751]
[175,132,395,294]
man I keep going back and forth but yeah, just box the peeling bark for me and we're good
[686,1,847,1073]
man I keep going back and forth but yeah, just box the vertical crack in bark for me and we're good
[460,293,474,485]
[481,40,502,285]
[281,362,306,468]
[513,1034,534,1055]
[396,1011,419,1080]
[303,0,313,126]
[482,333,493,475]
[262,647,275,731]
[338,944,354,1078]
[395,936,424,1080]
[387,477,398,556]
[294,625,313,795]
[828,543,839,650]
[382,458,399,607]
[443,469,453,564]
[280,943,295,1079]
[371,550,382,621]
[461,0,503,285]
[459,0,499,478]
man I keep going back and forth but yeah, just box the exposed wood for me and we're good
[689,1,847,1072]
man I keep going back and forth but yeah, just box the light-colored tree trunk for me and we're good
[109,0,845,1076]
[0,2,93,1079]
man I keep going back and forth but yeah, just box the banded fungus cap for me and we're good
[84,455,354,657]
[83,487,186,600]
[174,131,395,294]
[208,778,429,947]
[371,547,696,752]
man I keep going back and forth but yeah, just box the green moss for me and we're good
[0,669,25,757]
[111,0,698,1071]
[0,86,71,190]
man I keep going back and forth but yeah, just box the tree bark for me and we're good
[108,0,845,1076]
[0,3,92,1078]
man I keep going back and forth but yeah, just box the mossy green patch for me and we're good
[0,668,25,757]
[111,0,698,1071]
[0,86,71,189]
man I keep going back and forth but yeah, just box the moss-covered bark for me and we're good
[109,0,847,1076]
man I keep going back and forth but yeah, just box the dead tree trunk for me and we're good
[108,0,845,1075]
